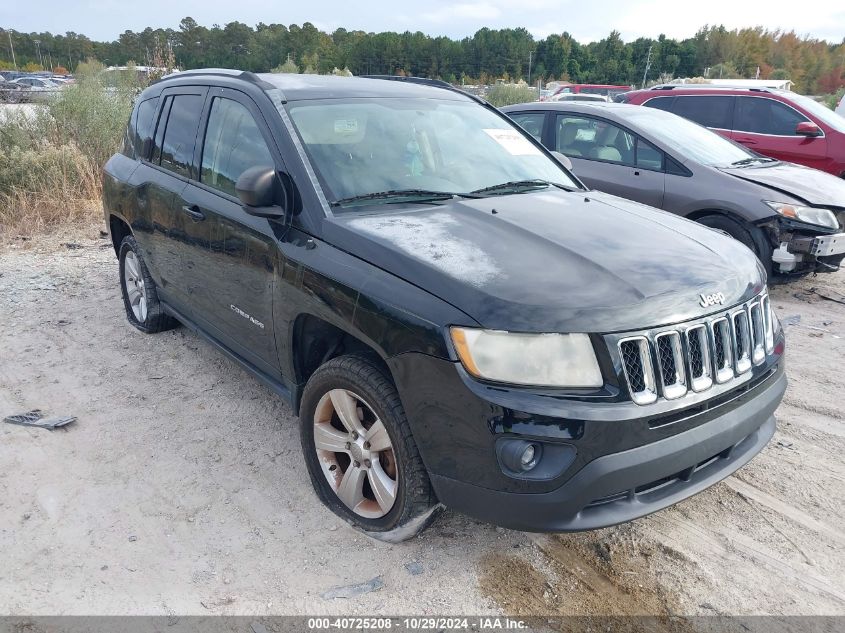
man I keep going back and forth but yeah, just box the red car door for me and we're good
[731,96,828,170]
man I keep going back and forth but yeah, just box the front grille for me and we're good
[614,291,773,405]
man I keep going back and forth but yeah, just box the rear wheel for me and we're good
[118,235,177,333]
[299,354,438,540]
[696,213,773,276]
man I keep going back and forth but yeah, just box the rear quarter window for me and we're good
[133,97,160,158]
[643,96,675,111]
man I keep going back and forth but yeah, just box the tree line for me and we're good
[2,19,844,94]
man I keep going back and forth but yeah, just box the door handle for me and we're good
[736,138,757,145]
[182,205,206,222]
[633,170,641,176]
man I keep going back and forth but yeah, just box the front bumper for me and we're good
[787,232,845,272]
[431,368,783,532]
[770,218,845,273]
[388,346,785,533]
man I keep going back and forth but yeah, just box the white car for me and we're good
[550,93,609,103]
[836,93,845,117]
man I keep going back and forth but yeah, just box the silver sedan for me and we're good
[502,101,845,277]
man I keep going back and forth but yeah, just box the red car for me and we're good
[621,86,845,178]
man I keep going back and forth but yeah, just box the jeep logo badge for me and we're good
[699,292,726,308]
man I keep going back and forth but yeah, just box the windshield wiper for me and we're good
[471,179,573,195]
[730,157,777,167]
[331,189,481,206]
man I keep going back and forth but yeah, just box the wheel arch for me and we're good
[109,214,132,257]
[290,313,391,413]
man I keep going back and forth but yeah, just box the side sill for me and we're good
[161,301,295,408]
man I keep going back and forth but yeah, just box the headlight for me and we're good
[450,327,603,388]
[765,201,838,229]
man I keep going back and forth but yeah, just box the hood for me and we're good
[324,189,764,333]
[720,162,845,208]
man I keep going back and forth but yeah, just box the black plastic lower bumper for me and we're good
[431,370,785,532]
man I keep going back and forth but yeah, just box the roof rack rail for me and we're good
[650,83,775,93]
[155,68,267,87]
[360,74,487,104]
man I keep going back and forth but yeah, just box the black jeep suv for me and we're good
[103,70,786,540]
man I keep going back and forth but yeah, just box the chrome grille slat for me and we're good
[655,331,687,400]
[760,293,774,354]
[711,317,734,384]
[685,324,713,392]
[732,309,752,374]
[614,290,773,405]
[619,337,657,405]
[749,301,765,365]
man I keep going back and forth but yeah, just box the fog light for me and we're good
[520,444,537,469]
[499,439,541,473]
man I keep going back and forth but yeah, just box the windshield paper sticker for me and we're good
[483,128,542,156]
[334,119,359,135]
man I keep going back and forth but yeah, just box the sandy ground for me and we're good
[0,226,843,619]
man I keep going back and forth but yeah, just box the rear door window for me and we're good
[200,97,275,197]
[671,96,734,130]
[734,97,809,136]
[635,138,664,171]
[150,96,172,165]
[159,94,205,178]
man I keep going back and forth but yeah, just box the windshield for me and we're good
[629,108,762,167]
[284,98,579,208]
[788,93,845,133]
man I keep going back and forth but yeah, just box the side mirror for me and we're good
[551,150,574,171]
[795,121,823,137]
[235,166,286,219]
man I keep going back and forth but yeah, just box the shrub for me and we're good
[486,83,537,107]
[0,59,144,237]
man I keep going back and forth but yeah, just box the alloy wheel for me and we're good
[313,388,398,518]
[123,251,148,322]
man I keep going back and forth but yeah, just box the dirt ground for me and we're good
[0,226,843,619]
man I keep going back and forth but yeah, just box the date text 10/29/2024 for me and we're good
[307,618,528,630]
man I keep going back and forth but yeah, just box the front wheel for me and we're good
[299,354,438,540]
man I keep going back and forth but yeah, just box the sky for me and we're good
[2,0,844,44]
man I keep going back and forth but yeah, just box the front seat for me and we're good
[590,125,623,162]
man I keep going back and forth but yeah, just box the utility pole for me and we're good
[34,40,43,68]
[527,50,533,85]
[6,29,17,70]
[641,45,652,89]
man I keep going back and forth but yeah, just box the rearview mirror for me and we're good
[795,121,823,137]
[551,150,574,171]
[235,166,286,219]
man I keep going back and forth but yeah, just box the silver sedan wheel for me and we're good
[313,389,398,518]
[123,251,148,322]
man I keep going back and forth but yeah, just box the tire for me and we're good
[118,235,177,333]
[696,213,773,277]
[299,354,438,540]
